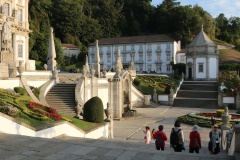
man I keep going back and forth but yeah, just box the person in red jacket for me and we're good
[153,125,167,150]
[189,125,201,153]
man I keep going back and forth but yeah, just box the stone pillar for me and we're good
[221,106,232,150]
[236,92,240,109]
[193,57,196,80]
[169,87,174,105]
[108,78,123,119]
[12,33,16,62]
[153,87,158,103]
[234,124,240,152]
[144,95,150,106]
[206,56,210,81]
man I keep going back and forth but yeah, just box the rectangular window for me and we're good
[157,65,161,72]
[139,45,143,50]
[18,44,23,57]
[180,55,185,61]
[147,44,151,49]
[199,63,203,72]
[123,45,126,51]
[18,9,22,22]
[139,65,143,72]
[131,45,134,51]
[123,53,126,62]
[166,53,171,61]
[157,53,161,61]
[147,52,151,61]
[91,54,94,63]
[148,65,151,72]
[4,3,10,16]
[167,64,171,71]
[107,54,111,62]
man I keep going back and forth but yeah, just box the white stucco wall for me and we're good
[0,113,109,139]
[186,58,193,64]
[158,95,168,101]
[209,58,217,78]
[0,79,21,90]
[98,88,109,109]
[176,53,186,64]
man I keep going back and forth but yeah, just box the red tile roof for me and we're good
[62,43,79,48]
[89,34,174,46]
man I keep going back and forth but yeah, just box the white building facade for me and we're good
[0,0,32,78]
[62,43,80,57]
[88,35,181,74]
[185,27,218,80]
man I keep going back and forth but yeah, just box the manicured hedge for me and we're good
[83,96,104,123]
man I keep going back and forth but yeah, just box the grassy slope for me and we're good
[219,49,240,63]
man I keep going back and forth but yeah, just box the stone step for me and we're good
[180,84,218,91]
[173,99,218,108]
[183,81,218,85]
[177,90,218,98]
[46,83,76,117]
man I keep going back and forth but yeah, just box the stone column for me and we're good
[193,57,196,80]
[169,87,174,105]
[153,87,158,103]
[218,90,223,107]
[25,0,29,29]
[108,78,123,119]
[206,56,210,81]
[12,33,16,62]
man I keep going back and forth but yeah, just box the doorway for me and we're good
[188,68,192,79]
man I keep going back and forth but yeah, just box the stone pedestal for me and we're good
[144,95,150,106]
[153,87,157,102]
[169,87,174,105]
[0,63,9,78]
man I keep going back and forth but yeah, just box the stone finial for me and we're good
[114,49,123,71]
[114,68,121,78]
[224,106,229,115]
[129,52,136,70]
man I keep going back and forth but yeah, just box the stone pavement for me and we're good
[0,106,235,160]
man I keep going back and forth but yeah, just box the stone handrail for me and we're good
[228,131,235,156]
[20,76,41,104]
[39,79,56,106]
[75,76,85,107]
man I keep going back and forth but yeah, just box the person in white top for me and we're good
[144,126,151,144]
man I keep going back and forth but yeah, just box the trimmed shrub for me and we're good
[164,85,171,94]
[133,78,141,86]
[14,87,27,96]
[216,109,225,117]
[83,96,104,123]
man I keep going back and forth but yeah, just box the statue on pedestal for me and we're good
[2,18,12,51]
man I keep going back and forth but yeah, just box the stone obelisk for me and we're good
[94,40,100,78]
[47,27,56,70]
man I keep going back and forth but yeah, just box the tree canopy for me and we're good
[28,0,240,66]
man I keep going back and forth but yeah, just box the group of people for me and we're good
[143,120,222,154]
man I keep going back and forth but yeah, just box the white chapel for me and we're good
[185,26,218,81]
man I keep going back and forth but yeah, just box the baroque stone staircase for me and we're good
[45,83,76,117]
[173,81,218,108]
[0,132,234,160]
